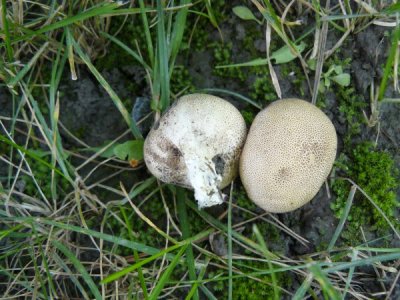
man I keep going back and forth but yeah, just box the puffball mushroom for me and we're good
[144,93,247,208]
[240,98,337,213]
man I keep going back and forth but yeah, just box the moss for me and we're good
[250,70,278,103]
[331,142,399,244]
[240,109,256,125]
[212,42,246,81]
[337,86,366,146]
[280,60,307,97]
[326,47,399,244]
[183,18,209,52]
[181,0,227,52]
[208,259,290,299]
[170,65,195,95]
[241,26,264,56]
[234,186,259,217]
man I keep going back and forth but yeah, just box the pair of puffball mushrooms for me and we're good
[144,94,337,213]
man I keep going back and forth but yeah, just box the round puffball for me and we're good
[144,93,247,208]
[240,98,337,213]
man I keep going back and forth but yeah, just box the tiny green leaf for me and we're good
[114,140,144,161]
[324,77,331,88]
[83,141,115,158]
[216,57,267,69]
[333,65,343,74]
[270,41,306,64]
[331,73,350,86]
[232,6,260,23]
[307,58,316,71]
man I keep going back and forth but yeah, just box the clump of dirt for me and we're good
[59,67,147,147]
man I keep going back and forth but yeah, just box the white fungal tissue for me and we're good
[144,94,247,208]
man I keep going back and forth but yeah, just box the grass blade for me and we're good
[0,215,212,260]
[100,31,152,72]
[101,243,184,284]
[120,206,149,299]
[185,258,209,300]
[52,240,102,300]
[227,184,233,300]
[26,87,73,181]
[326,252,400,273]
[199,285,218,300]
[186,199,278,259]
[10,2,122,44]
[65,26,77,80]
[378,26,400,101]
[149,245,188,300]
[198,88,262,109]
[156,1,170,112]
[253,225,279,300]
[139,0,154,67]
[292,274,313,300]
[52,251,91,299]
[216,58,268,68]
[328,184,356,251]
[309,264,341,300]
[49,33,68,201]
[7,42,49,88]
[342,249,358,299]
[177,187,199,300]
[1,0,13,61]
[0,134,69,181]
[29,244,49,299]
[31,225,57,298]
[169,0,190,72]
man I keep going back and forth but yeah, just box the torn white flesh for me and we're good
[184,153,225,208]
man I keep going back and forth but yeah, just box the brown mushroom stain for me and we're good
[145,138,187,185]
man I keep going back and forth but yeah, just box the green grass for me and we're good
[1,1,399,299]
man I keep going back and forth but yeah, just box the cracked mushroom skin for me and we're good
[239,98,337,213]
[144,93,247,208]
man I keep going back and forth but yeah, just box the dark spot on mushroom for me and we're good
[170,144,182,158]
[212,154,226,175]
